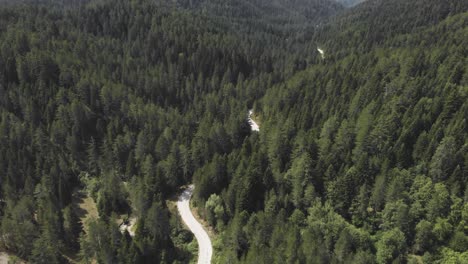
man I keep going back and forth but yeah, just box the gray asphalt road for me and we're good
[177,185,212,264]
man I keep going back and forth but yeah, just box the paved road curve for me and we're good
[0,253,8,264]
[248,110,260,131]
[317,47,325,59]
[177,185,212,264]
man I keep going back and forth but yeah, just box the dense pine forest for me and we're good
[0,0,466,263]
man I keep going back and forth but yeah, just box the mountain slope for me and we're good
[0,0,343,262]
[195,1,468,262]
[317,0,468,53]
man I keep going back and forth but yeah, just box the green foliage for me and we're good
[205,194,225,228]
[376,228,406,264]
[0,197,37,257]
[430,137,457,182]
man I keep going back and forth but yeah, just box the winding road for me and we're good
[0,253,8,264]
[248,110,260,131]
[317,47,325,59]
[177,185,212,264]
[177,111,259,263]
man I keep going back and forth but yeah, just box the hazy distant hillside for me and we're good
[0,0,87,4]
[334,0,366,7]
[179,0,342,21]
[316,0,468,54]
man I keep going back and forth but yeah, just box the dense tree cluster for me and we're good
[0,0,466,263]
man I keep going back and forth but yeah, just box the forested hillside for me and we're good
[0,0,333,262]
[200,1,468,263]
[0,0,466,263]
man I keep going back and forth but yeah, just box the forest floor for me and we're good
[72,190,98,233]
[177,185,213,264]
[64,190,99,263]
